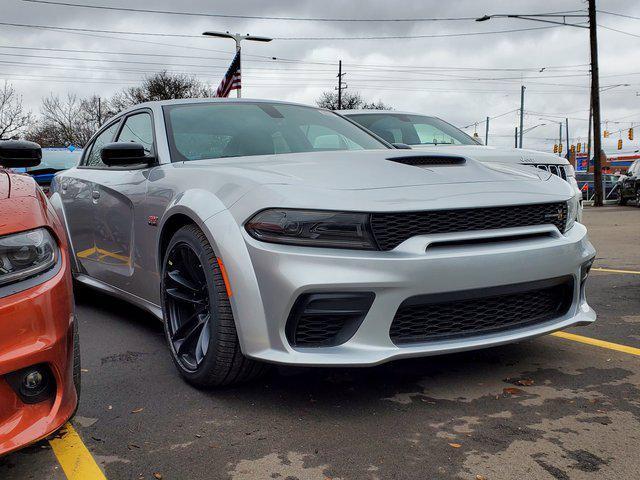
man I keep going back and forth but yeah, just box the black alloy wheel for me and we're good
[164,243,211,372]
[161,224,266,387]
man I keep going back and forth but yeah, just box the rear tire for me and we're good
[618,194,628,206]
[161,224,266,387]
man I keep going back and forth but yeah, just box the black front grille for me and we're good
[389,277,574,345]
[371,202,567,251]
[533,164,568,181]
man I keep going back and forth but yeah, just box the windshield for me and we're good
[164,102,389,161]
[347,113,478,146]
[26,148,82,172]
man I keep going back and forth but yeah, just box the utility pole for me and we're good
[485,116,490,145]
[565,118,570,158]
[97,97,102,128]
[336,60,347,110]
[588,0,604,206]
[587,101,592,165]
[519,85,525,148]
[476,8,603,204]
[514,127,518,148]
[559,123,563,158]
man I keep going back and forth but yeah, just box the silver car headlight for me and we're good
[565,196,579,233]
[245,209,377,250]
[0,228,58,286]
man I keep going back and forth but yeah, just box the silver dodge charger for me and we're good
[50,99,596,387]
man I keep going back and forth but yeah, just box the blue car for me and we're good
[21,147,83,195]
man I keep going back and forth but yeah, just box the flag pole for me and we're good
[202,31,273,99]
[234,36,241,99]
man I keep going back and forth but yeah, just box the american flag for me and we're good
[215,51,241,98]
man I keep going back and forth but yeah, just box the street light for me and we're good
[475,3,605,206]
[202,31,273,98]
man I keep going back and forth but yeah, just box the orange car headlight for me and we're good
[0,228,58,287]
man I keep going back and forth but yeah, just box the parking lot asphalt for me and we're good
[1,206,639,480]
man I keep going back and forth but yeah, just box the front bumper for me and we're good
[0,257,77,456]
[214,215,595,366]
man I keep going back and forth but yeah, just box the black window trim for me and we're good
[78,107,158,171]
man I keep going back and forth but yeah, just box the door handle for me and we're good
[91,190,101,200]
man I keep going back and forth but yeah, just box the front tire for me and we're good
[161,224,265,387]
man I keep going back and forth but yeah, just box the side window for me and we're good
[117,113,154,154]
[84,122,120,167]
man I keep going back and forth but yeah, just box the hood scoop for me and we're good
[387,155,466,166]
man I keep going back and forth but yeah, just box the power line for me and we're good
[20,0,478,22]
[598,24,640,39]
[0,19,566,41]
[598,10,640,21]
[0,43,590,74]
[278,25,561,40]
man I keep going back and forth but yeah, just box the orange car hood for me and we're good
[0,170,57,237]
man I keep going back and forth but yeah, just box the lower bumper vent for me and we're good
[390,277,574,345]
[286,292,375,348]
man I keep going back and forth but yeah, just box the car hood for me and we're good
[183,149,550,191]
[0,170,38,199]
[0,171,55,236]
[408,145,568,166]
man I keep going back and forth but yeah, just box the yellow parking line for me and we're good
[552,331,640,356]
[49,423,106,480]
[592,267,640,275]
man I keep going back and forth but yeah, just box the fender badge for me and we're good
[148,215,159,226]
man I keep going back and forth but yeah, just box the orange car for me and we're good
[0,140,79,456]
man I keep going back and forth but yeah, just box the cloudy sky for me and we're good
[2,0,639,153]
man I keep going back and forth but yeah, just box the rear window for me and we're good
[347,113,478,146]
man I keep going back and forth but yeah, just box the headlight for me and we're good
[245,209,376,250]
[565,196,579,232]
[0,228,58,286]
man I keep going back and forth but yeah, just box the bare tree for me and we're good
[110,70,213,112]
[0,81,33,139]
[316,91,392,111]
[27,93,97,147]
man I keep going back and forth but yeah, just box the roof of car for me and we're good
[339,109,435,117]
[118,98,320,115]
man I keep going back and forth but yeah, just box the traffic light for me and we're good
[570,144,576,154]
[558,144,563,154]
[577,143,582,153]
[618,139,623,150]
[553,144,558,153]
[473,132,479,138]
[604,130,610,138]
[629,128,634,141]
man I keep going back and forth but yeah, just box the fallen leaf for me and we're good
[107,405,113,410]
[476,475,488,480]
[131,408,144,414]
[153,473,162,480]
[516,378,534,386]
[503,387,525,395]
[448,443,462,448]
[81,369,89,373]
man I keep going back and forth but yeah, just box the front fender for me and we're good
[155,188,229,272]
[48,191,81,275]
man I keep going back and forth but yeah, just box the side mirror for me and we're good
[0,140,42,168]
[101,142,151,166]
[392,143,412,150]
